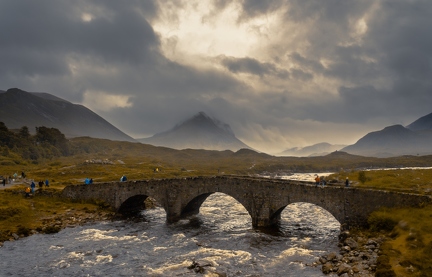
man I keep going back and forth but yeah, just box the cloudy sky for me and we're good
[1,0,431,153]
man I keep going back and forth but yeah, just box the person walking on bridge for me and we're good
[314,175,320,187]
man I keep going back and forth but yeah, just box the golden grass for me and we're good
[329,168,432,195]
[0,186,103,241]
[369,205,432,276]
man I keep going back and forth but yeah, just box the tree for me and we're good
[18,126,31,139]
[35,126,70,155]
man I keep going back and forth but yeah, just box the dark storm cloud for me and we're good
[0,0,159,72]
[262,0,432,126]
[0,0,245,107]
[2,0,432,152]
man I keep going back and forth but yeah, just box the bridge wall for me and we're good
[61,176,432,228]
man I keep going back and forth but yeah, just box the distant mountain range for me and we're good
[138,112,251,151]
[0,88,135,142]
[341,113,432,157]
[2,88,432,157]
[278,112,432,158]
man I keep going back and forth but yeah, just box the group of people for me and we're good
[84,175,127,185]
[25,179,49,197]
[314,175,350,187]
[314,175,327,187]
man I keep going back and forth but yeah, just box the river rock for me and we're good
[344,237,358,249]
[339,231,350,241]
[322,263,333,274]
[327,252,337,261]
[319,257,328,264]
[337,263,351,275]
[12,233,19,240]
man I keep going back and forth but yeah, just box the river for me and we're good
[1,181,340,276]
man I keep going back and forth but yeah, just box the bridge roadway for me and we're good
[61,175,431,229]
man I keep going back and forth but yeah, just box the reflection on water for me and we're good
[0,193,340,277]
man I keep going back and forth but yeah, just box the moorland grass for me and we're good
[0,186,105,241]
[330,169,432,276]
[329,168,432,195]
[368,205,432,277]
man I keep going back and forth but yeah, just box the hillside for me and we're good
[0,88,135,142]
[139,112,251,151]
[341,125,432,157]
[406,112,432,131]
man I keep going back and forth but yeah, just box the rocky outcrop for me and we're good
[318,231,386,276]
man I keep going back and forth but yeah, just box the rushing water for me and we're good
[0,192,340,277]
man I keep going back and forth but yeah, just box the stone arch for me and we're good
[181,192,213,217]
[270,201,341,227]
[181,191,253,221]
[118,194,165,216]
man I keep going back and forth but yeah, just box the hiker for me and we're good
[314,175,320,187]
[39,180,44,188]
[2,178,5,187]
[120,175,127,182]
[89,178,93,184]
[85,178,90,185]
[45,179,49,187]
[30,181,36,194]
[345,177,350,187]
[25,187,31,198]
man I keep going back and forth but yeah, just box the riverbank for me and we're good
[317,230,386,277]
[0,187,115,245]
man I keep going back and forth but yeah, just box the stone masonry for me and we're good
[61,175,432,228]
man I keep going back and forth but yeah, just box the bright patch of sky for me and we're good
[153,1,281,67]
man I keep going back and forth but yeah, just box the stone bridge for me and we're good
[61,175,431,229]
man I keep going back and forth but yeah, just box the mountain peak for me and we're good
[139,112,250,151]
[176,112,234,136]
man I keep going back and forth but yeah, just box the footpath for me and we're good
[0,179,25,190]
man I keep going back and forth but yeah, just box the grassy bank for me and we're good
[329,168,432,195]
[329,169,432,276]
[0,186,111,242]
[366,205,432,277]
